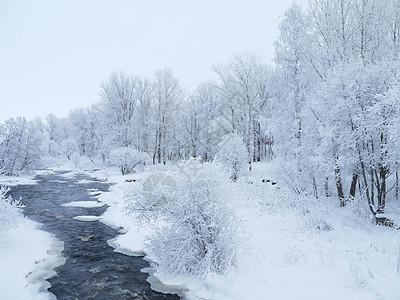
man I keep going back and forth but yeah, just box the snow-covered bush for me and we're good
[0,186,24,237]
[215,133,248,181]
[303,212,333,232]
[127,159,239,277]
[109,147,149,175]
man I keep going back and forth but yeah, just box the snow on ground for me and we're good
[61,201,105,208]
[77,179,98,184]
[96,168,155,257]
[92,161,400,300]
[2,161,398,299]
[0,218,65,300]
[72,215,101,222]
[0,174,38,186]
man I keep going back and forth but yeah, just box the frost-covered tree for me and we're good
[190,82,222,161]
[273,2,313,159]
[68,107,100,159]
[361,70,400,214]
[272,2,319,195]
[181,97,202,159]
[61,138,79,161]
[45,114,63,143]
[100,71,137,149]
[301,59,399,209]
[152,68,183,164]
[213,52,271,165]
[0,117,44,175]
[272,0,400,213]
[133,76,154,153]
[43,114,71,157]
[215,133,248,182]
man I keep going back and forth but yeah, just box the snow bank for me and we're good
[92,162,400,300]
[77,179,97,184]
[72,215,100,222]
[0,219,65,300]
[61,201,105,208]
[0,175,38,186]
[107,230,148,257]
[96,170,153,257]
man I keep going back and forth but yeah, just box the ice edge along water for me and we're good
[24,220,66,300]
[0,218,65,300]
[106,233,189,299]
[0,174,66,300]
[94,172,201,300]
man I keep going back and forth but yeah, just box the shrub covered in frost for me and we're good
[0,186,24,237]
[109,147,149,175]
[215,133,248,181]
[127,159,239,277]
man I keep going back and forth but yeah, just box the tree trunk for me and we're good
[153,128,158,164]
[334,164,345,207]
[377,166,387,214]
[349,172,358,201]
[325,177,329,197]
[359,160,375,215]
[313,175,319,199]
[396,171,399,200]
[371,167,375,206]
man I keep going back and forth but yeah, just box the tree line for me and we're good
[0,55,274,173]
[1,0,400,218]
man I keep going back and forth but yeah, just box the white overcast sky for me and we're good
[0,0,308,123]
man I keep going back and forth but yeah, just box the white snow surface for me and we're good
[3,163,396,299]
[96,169,151,257]
[0,175,38,186]
[61,201,105,208]
[0,218,65,300]
[92,162,400,300]
[73,215,100,222]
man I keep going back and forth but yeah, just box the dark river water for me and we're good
[9,171,179,300]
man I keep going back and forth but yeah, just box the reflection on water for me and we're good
[10,171,179,300]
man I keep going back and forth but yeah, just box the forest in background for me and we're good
[2,0,400,220]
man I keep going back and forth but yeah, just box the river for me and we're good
[9,170,179,300]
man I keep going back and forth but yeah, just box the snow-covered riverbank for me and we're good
[91,162,400,300]
[0,174,65,300]
[3,161,398,300]
[0,218,64,300]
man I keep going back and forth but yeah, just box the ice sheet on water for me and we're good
[77,179,97,184]
[107,237,145,257]
[73,215,100,222]
[61,201,105,208]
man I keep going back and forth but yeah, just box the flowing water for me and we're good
[9,170,179,300]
